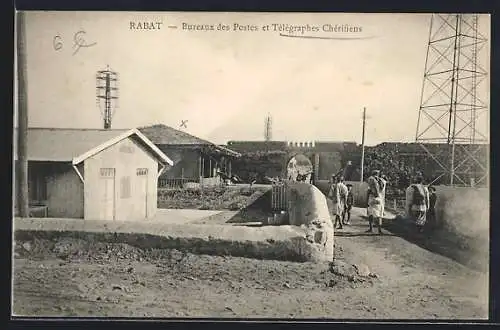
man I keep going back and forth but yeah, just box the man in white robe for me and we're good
[366,170,384,234]
[405,173,430,233]
[328,175,348,229]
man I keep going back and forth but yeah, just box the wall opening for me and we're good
[287,154,313,182]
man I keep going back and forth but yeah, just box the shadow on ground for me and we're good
[226,189,273,225]
[382,215,488,272]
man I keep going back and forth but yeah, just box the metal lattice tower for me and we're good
[264,113,273,141]
[96,66,119,129]
[415,14,489,186]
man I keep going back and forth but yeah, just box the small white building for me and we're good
[14,127,173,221]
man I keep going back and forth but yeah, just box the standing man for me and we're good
[366,170,384,234]
[343,184,354,225]
[328,175,348,229]
[380,174,388,218]
[337,176,349,224]
[405,173,430,233]
[426,186,437,230]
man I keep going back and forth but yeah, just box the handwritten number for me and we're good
[72,30,97,56]
[53,31,97,55]
[53,35,63,51]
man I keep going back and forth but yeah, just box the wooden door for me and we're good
[136,168,148,219]
[99,168,116,220]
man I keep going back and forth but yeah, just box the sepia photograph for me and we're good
[13,11,490,319]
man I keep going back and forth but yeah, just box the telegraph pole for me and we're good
[96,66,119,129]
[360,107,367,182]
[16,11,29,217]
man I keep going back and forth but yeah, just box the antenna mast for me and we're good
[96,65,119,129]
[415,14,488,186]
[264,113,273,141]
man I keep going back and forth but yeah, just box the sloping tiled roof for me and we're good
[138,124,212,145]
[17,127,128,162]
[139,124,240,157]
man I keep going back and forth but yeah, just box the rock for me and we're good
[327,279,338,287]
[127,267,134,273]
[112,285,123,291]
[13,252,20,258]
[330,260,357,278]
[133,280,146,287]
[354,263,371,277]
[314,230,327,244]
[77,284,87,293]
[22,242,32,251]
[283,282,291,288]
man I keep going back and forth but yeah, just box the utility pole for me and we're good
[16,11,29,217]
[264,113,272,142]
[96,66,119,129]
[360,107,367,182]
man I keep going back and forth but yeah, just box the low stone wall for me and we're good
[14,218,329,263]
[433,186,489,270]
[433,186,488,236]
[285,182,334,262]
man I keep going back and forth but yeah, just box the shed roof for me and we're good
[139,124,240,157]
[72,128,173,166]
[15,127,172,165]
[138,124,212,145]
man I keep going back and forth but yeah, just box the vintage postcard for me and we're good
[13,11,490,320]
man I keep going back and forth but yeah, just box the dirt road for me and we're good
[12,207,488,319]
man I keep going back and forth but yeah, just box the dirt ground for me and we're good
[12,207,488,319]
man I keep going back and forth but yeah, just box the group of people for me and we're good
[328,175,354,230]
[328,169,437,234]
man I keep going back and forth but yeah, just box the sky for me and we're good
[15,12,490,146]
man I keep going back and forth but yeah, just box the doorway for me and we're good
[99,168,116,220]
[136,168,149,219]
[287,154,313,182]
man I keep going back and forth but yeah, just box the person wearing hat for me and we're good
[366,169,385,234]
[328,174,348,229]
[405,173,430,233]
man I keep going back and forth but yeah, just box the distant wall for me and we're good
[227,141,288,152]
[317,152,343,181]
[286,182,334,262]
